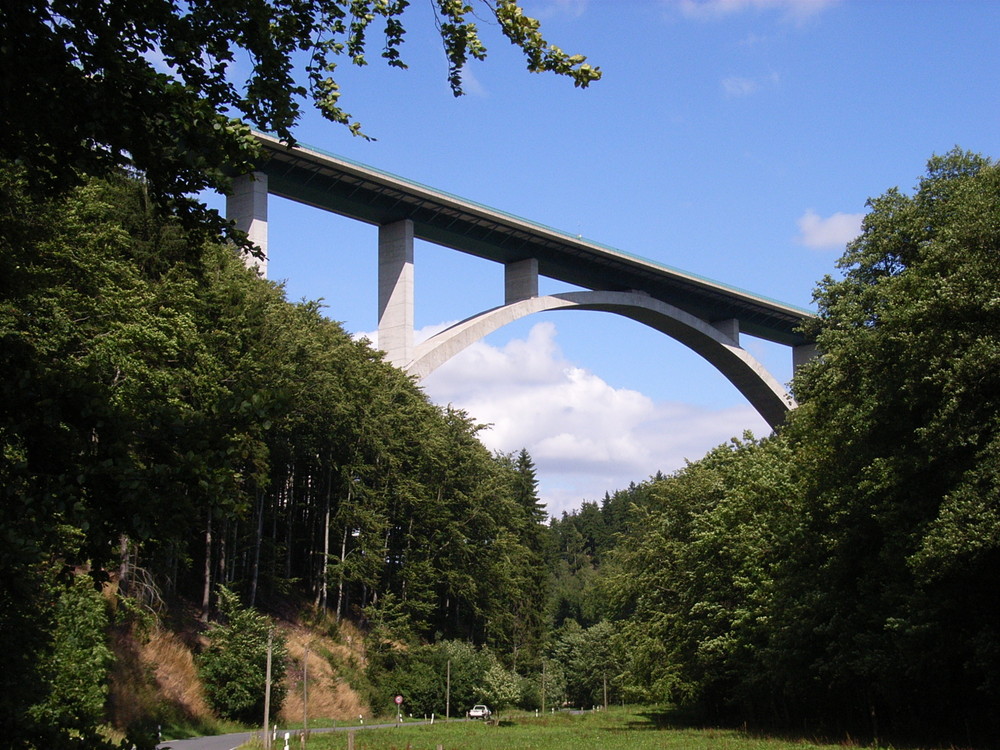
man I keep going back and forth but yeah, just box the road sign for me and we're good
[395,695,403,705]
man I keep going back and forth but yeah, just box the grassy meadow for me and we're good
[282,707,907,750]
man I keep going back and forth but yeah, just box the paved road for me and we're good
[157,720,442,750]
[156,729,252,750]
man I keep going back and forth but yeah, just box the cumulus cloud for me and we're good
[796,209,864,250]
[671,0,840,23]
[419,321,769,516]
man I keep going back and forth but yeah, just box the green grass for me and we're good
[293,707,905,750]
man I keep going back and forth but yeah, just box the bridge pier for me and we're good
[711,318,740,345]
[793,342,819,372]
[378,220,415,368]
[229,135,818,429]
[227,172,269,275]
[505,258,539,303]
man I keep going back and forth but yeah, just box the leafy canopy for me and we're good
[598,149,1000,743]
[2,0,600,238]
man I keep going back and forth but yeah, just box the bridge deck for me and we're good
[254,133,814,347]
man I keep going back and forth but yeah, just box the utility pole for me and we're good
[263,629,273,750]
[301,643,309,748]
[446,659,451,720]
[541,660,546,715]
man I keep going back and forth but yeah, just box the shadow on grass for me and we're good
[620,706,705,732]
[617,707,976,750]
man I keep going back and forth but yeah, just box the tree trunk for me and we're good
[263,629,273,749]
[301,644,309,746]
[401,515,415,602]
[200,507,212,622]
[217,517,228,588]
[318,467,332,612]
[118,534,131,598]
[336,482,353,622]
[269,483,279,595]
[285,464,295,582]
[167,543,178,596]
[229,520,238,583]
[336,524,348,622]
[250,488,264,607]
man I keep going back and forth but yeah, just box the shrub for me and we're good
[198,587,287,723]
[28,573,114,733]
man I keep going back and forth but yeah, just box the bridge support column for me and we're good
[793,342,819,372]
[378,219,415,367]
[712,318,740,345]
[505,258,538,303]
[227,172,269,276]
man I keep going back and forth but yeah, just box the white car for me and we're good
[468,704,491,719]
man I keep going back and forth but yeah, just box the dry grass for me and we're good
[107,596,372,738]
[142,626,212,718]
[281,620,368,724]
[106,620,216,738]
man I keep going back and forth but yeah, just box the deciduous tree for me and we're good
[2,0,599,243]
[777,148,1000,741]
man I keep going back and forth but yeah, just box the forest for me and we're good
[4,144,1000,750]
[0,163,555,745]
[548,149,1000,746]
[3,1,999,748]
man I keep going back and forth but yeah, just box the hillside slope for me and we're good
[108,604,370,739]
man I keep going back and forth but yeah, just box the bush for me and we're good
[198,587,287,723]
[28,573,114,734]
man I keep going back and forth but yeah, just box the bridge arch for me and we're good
[227,136,817,433]
[406,291,796,429]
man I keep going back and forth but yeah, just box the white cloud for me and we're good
[458,65,487,97]
[739,32,771,47]
[796,208,863,250]
[531,0,588,19]
[722,71,780,97]
[420,321,769,516]
[356,319,458,350]
[671,0,840,23]
[722,76,760,97]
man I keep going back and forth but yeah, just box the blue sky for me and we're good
[206,0,1000,517]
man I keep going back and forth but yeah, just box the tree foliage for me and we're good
[0,163,555,742]
[199,587,288,723]
[27,573,115,747]
[2,0,599,239]
[0,0,597,741]
[773,148,1000,741]
[596,150,1000,745]
[365,638,499,717]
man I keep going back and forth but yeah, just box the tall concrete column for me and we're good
[378,220,415,368]
[505,258,538,304]
[227,172,269,276]
[793,342,819,372]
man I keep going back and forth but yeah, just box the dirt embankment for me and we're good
[108,606,370,733]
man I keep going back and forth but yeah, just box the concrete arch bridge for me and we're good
[228,133,817,430]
